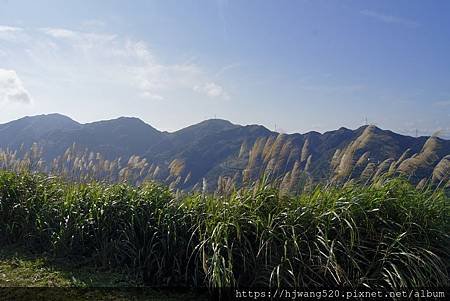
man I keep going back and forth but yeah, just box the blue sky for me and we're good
[0,0,449,136]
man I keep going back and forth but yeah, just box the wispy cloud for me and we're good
[194,82,227,98]
[432,100,450,107]
[0,69,32,104]
[360,9,419,28]
[215,62,241,78]
[0,25,26,42]
[41,27,77,38]
[0,25,23,32]
[1,26,227,101]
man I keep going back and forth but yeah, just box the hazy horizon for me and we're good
[1,0,449,137]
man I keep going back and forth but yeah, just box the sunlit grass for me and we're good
[0,170,448,288]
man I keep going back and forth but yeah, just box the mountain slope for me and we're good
[0,114,81,151]
[0,114,448,191]
[46,117,166,159]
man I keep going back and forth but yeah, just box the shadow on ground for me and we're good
[0,245,206,301]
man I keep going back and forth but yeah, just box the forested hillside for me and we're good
[0,114,449,191]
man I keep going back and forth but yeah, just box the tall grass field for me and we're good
[0,169,448,289]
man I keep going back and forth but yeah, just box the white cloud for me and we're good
[1,26,228,100]
[361,10,419,28]
[0,25,26,42]
[0,69,32,104]
[0,25,23,32]
[110,39,226,99]
[39,27,117,55]
[140,91,164,101]
[41,28,77,38]
[194,82,226,98]
[0,25,222,103]
[40,27,116,43]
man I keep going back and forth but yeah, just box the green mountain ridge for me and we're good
[0,114,448,191]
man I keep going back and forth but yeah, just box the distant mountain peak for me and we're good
[19,113,79,124]
[116,116,146,122]
[199,118,234,124]
[189,118,236,128]
[173,118,237,136]
[84,116,161,134]
[0,113,449,191]
[87,116,147,125]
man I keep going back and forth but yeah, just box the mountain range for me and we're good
[0,114,449,191]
